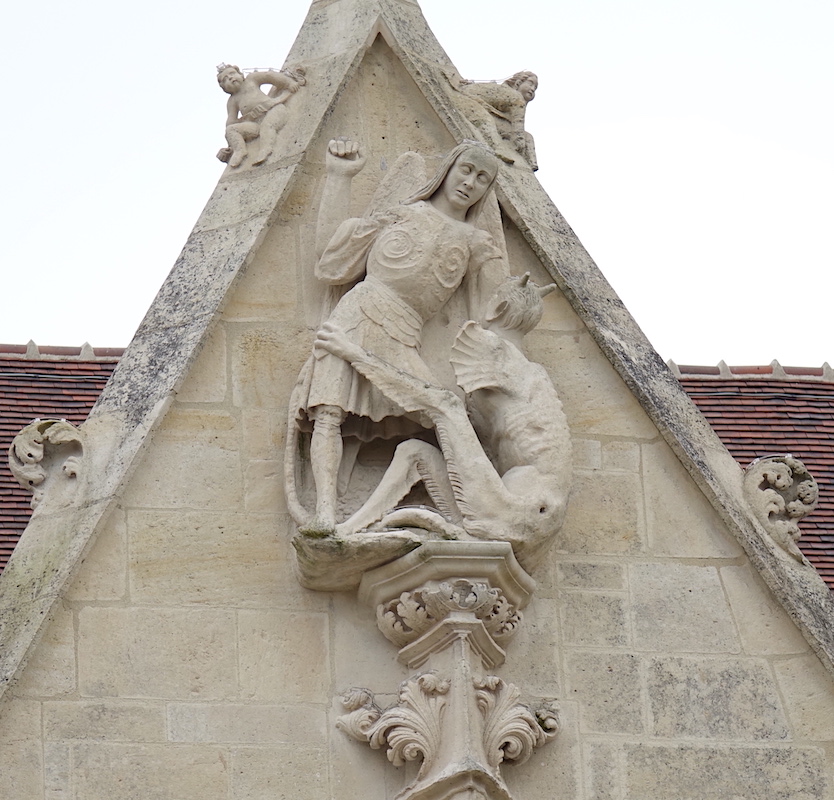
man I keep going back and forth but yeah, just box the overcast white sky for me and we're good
[2,0,831,366]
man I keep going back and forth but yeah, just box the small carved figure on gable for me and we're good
[285,139,506,535]
[216,63,306,168]
[313,274,572,571]
[454,71,539,170]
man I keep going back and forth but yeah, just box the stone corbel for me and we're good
[744,454,819,563]
[338,541,558,800]
[8,419,84,510]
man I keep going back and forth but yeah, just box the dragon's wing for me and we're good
[365,151,427,216]
[450,321,515,393]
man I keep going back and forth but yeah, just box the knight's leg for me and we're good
[337,439,449,535]
[308,404,347,531]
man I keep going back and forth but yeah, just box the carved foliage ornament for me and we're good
[377,579,523,649]
[474,676,559,768]
[744,454,819,562]
[8,419,84,509]
[338,675,557,780]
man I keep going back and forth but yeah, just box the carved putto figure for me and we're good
[315,273,572,570]
[289,139,504,533]
[455,71,539,169]
[216,63,306,168]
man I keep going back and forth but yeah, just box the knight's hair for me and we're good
[402,140,500,222]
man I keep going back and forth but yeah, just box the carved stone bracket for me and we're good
[338,541,557,800]
[744,454,819,563]
[8,419,84,510]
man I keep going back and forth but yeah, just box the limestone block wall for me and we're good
[2,32,834,800]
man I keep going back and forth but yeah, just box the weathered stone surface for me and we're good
[642,441,742,558]
[721,564,808,655]
[242,408,286,463]
[774,654,834,741]
[44,700,165,742]
[230,324,310,409]
[623,743,827,799]
[647,656,789,740]
[565,652,643,734]
[556,561,626,591]
[128,510,283,607]
[601,440,640,472]
[72,743,228,799]
[44,741,69,800]
[221,216,301,323]
[121,408,243,510]
[175,324,228,404]
[572,438,602,470]
[231,745,329,800]
[526,329,659,440]
[561,591,628,647]
[238,610,329,703]
[0,739,41,796]
[333,594,409,694]
[0,695,40,740]
[15,604,75,697]
[558,471,644,555]
[168,703,327,744]
[584,740,620,800]
[244,460,283,513]
[503,598,561,697]
[78,608,236,700]
[631,563,739,653]
[65,507,127,602]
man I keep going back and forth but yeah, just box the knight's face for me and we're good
[438,149,499,212]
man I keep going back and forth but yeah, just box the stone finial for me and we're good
[8,419,84,510]
[744,455,819,563]
[216,63,306,168]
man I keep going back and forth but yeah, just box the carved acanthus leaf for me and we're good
[336,688,382,742]
[365,673,449,769]
[744,455,819,562]
[474,677,559,768]
[8,419,84,509]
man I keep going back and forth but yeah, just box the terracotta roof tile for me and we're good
[679,374,834,591]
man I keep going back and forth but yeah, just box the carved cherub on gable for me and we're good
[454,71,539,170]
[216,63,306,168]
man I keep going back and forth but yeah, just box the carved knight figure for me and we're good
[455,71,539,170]
[315,273,572,570]
[216,63,306,168]
[287,139,504,533]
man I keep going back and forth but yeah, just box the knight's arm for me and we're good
[315,140,367,258]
